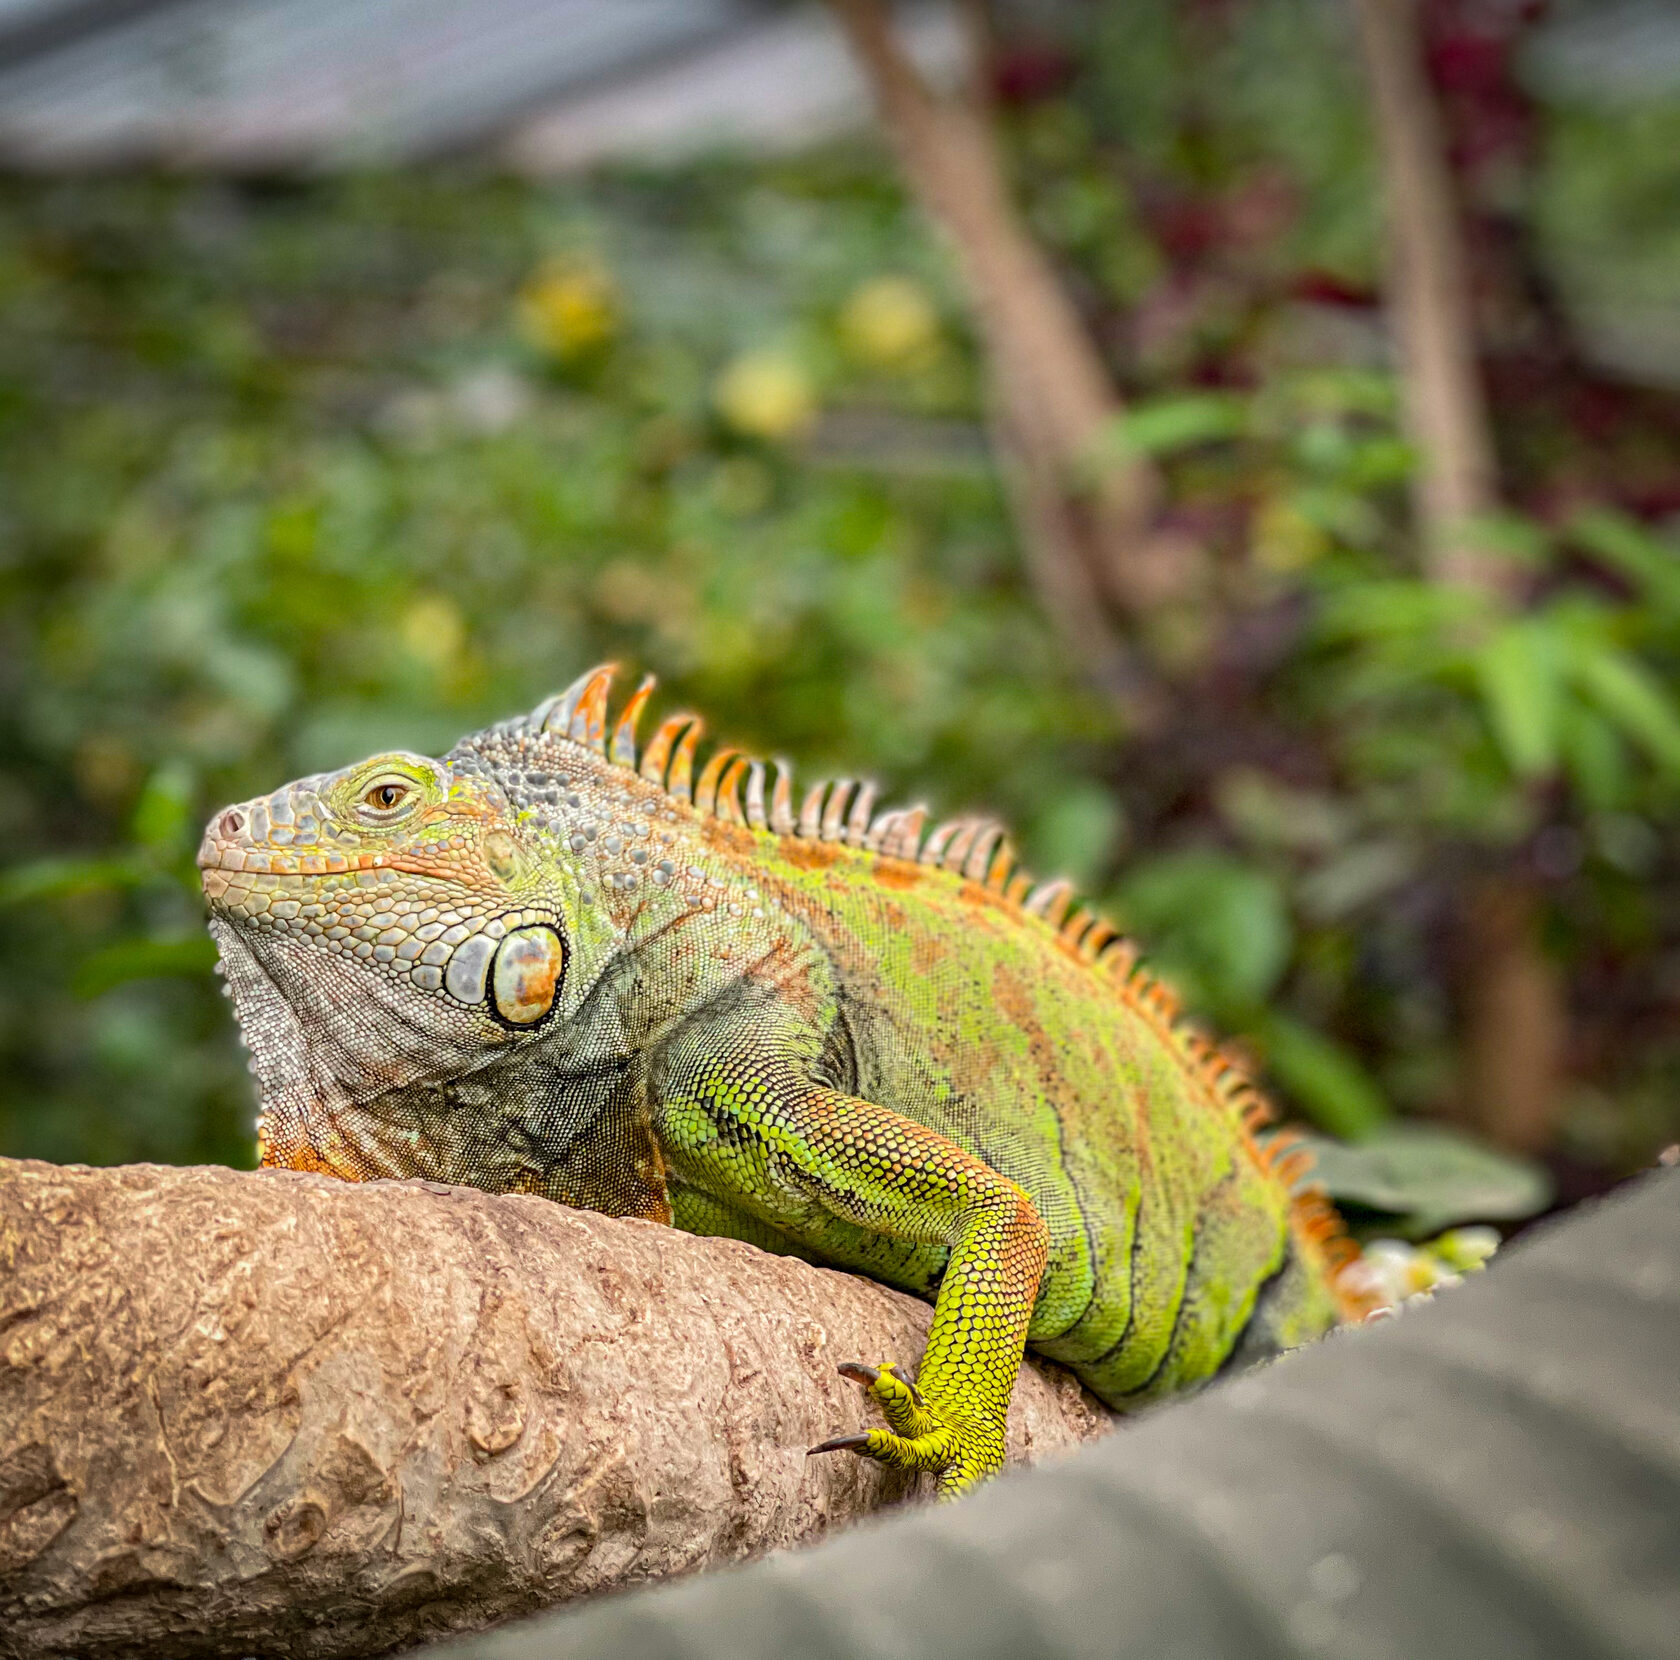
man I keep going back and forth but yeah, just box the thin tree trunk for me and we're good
[827,0,1197,700]
[1352,0,1504,592]
[1352,0,1566,1150]
[1462,882,1566,1154]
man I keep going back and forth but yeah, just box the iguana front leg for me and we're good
[653,1020,1050,1498]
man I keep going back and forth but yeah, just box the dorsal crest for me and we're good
[514,663,1026,882]
[501,664,1241,999]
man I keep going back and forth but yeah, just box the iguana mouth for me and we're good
[198,837,380,881]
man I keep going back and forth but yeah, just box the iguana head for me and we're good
[199,663,787,1201]
[199,728,612,1177]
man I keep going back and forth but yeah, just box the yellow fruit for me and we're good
[517,258,619,360]
[400,594,466,671]
[840,275,940,368]
[713,351,817,441]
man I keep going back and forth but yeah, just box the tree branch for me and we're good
[0,1158,1110,1660]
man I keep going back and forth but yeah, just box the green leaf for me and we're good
[1255,1013,1391,1141]
[1557,702,1630,813]
[1102,393,1246,458]
[131,760,199,853]
[1274,367,1398,421]
[1115,851,1292,1009]
[1572,645,1680,773]
[1458,510,1552,569]
[1028,782,1124,889]
[1570,507,1680,617]
[1301,1124,1552,1238]
[0,855,151,909]
[1313,578,1484,647]
[1473,619,1561,778]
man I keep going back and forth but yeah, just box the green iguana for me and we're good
[200,664,1365,1497]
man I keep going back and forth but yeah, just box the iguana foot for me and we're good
[807,1360,1002,1498]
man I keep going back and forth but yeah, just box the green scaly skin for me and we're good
[200,666,1354,1499]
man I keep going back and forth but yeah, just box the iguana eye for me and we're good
[360,778,414,817]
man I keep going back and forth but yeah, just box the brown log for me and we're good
[0,1157,1112,1660]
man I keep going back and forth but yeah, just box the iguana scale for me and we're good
[200,664,1364,1497]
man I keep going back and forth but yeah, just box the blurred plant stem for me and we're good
[828,0,1191,723]
[1353,0,1565,1153]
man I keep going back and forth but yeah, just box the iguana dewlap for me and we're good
[200,665,1361,1497]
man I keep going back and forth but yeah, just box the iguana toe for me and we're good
[810,1360,999,1498]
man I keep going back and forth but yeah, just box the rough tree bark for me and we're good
[0,1157,1110,1660]
[1352,0,1566,1152]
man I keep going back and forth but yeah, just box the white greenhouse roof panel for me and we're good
[0,0,757,167]
[504,2,963,173]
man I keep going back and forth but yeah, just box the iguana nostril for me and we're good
[222,810,245,837]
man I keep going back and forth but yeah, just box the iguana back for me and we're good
[201,664,1362,1495]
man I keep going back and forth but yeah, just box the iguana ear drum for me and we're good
[490,925,566,1026]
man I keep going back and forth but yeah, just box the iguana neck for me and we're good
[600,831,816,1052]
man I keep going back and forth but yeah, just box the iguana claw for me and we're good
[807,1432,872,1456]
[809,1360,998,1498]
[838,1359,930,1409]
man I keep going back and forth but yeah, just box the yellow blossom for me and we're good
[713,351,816,442]
[400,594,466,672]
[1253,493,1330,573]
[517,258,619,361]
[840,275,940,369]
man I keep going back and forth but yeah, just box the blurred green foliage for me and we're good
[3,0,1679,1192]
